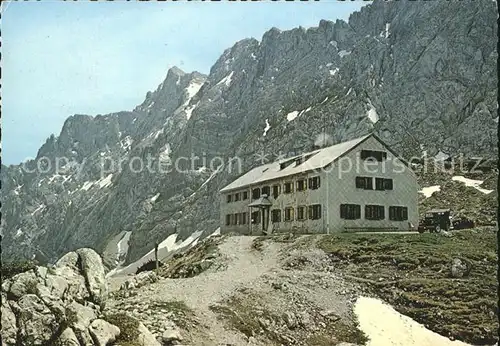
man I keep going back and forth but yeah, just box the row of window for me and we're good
[355,176,393,191]
[340,204,408,221]
[226,176,321,203]
[271,204,322,222]
[225,204,408,226]
[225,204,322,226]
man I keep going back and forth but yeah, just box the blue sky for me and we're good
[2,1,365,165]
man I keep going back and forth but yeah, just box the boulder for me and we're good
[76,248,107,306]
[1,248,110,346]
[57,328,81,346]
[88,319,120,346]
[55,251,79,269]
[65,301,97,344]
[1,295,18,345]
[13,294,58,346]
[136,322,162,346]
[8,271,39,299]
[162,328,184,344]
[120,271,158,291]
[450,258,471,278]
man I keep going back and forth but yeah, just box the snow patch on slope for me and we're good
[286,107,312,122]
[452,176,493,194]
[338,50,351,58]
[419,185,441,198]
[216,71,234,87]
[263,119,271,137]
[366,100,379,124]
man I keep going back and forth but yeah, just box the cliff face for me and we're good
[1,0,497,265]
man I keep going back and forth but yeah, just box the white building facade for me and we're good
[220,134,419,235]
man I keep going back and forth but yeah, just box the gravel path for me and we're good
[123,235,282,345]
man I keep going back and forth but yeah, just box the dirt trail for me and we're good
[120,236,282,345]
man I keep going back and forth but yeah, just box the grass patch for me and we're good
[2,260,38,280]
[150,300,194,329]
[104,313,141,346]
[317,228,498,345]
[305,319,368,346]
[158,236,222,279]
[210,293,368,345]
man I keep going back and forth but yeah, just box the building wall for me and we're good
[220,172,327,235]
[325,135,419,231]
[220,136,419,234]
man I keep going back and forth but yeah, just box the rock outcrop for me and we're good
[0,248,157,346]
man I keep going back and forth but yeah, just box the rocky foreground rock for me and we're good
[1,248,161,346]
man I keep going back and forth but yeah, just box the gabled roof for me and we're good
[220,133,375,193]
[248,196,273,208]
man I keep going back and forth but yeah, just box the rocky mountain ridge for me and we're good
[1,0,497,265]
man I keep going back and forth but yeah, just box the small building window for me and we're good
[361,150,387,162]
[252,188,261,200]
[271,209,281,223]
[284,182,294,194]
[251,211,261,224]
[308,176,321,190]
[365,205,385,220]
[242,191,248,200]
[297,179,307,191]
[384,178,393,190]
[225,214,231,226]
[233,213,239,225]
[389,206,408,221]
[340,204,361,220]
[376,178,393,191]
[261,186,270,197]
[284,207,294,221]
[238,212,248,225]
[297,206,307,220]
[272,185,281,198]
[308,204,322,220]
[234,192,241,201]
[226,194,233,203]
[355,176,373,190]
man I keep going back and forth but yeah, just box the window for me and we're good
[233,213,239,225]
[251,211,261,224]
[389,206,408,221]
[252,188,261,200]
[376,178,393,191]
[271,209,281,223]
[361,150,387,162]
[238,212,247,225]
[280,159,294,170]
[340,204,361,220]
[297,206,307,220]
[384,178,393,190]
[308,176,321,190]
[261,186,270,197]
[284,182,294,194]
[226,194,233,203]
[297,179,307,191]
[234,192,241,201]
[242,191,248,200]
[375,178,384,191]
[365,205,385,220]
[308,204,322,220]
[272,185,281,198]
[355,176,373,190]
[225,214,231,226]
[284,207,294,222]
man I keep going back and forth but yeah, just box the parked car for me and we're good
[418,209,451,233]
